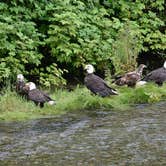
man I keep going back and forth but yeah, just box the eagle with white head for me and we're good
[84,64,118,97]
[24,82,55,107]
[16,74,27,97]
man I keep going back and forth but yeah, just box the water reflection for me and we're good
[0,102,166,165]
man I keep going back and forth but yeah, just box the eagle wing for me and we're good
[143,67,165,82]
[84,74,117,97]
[28,89,52,103]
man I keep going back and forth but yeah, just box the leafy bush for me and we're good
[46,0,115,68]
[0,0,165,87]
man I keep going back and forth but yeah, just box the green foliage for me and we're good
[0,0,165,86]
[39,63,67,88]
[46,0,115,68]
[107,0,166,74]
[112,21,141,74]
[0,1,43,81]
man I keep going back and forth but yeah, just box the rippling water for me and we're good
[0,102,166,166]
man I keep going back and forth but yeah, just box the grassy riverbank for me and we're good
[0,83,166,121]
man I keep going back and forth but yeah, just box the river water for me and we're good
[0,102,166,166]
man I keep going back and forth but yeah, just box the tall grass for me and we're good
[0,83,166,121]
[112,22,141,74]
[0,88,39,121]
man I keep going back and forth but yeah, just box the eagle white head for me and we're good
[163,61,166,69]
[26,82,37,91]
[17,74,24,81]
[85,64,95,74]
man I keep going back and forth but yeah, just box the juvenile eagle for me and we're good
[141,61,166,86]
[84,64,118,97]
[114,64,147,87]
[24,82,55,107]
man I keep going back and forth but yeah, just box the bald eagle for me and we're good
[24,82,55,107]
[114,64,147,87]
[141,61,166,86]
[84,64,118,97]
[16,74,27,97]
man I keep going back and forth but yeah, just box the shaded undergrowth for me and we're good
[0,83,166,121]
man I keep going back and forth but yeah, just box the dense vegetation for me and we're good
[0,0,165,87]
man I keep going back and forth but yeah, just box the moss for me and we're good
[0,83,166,121]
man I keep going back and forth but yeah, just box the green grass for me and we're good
[0,83,166,121]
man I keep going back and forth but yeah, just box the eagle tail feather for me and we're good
[48,100,56,105]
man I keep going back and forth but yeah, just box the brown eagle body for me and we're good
[27,89,54,107]
[16,80,26,95]
[15,74,28,98]
[114,64,147,87]
[84,73,118,97]
[24,82,55,108]
[84,64,118,97]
